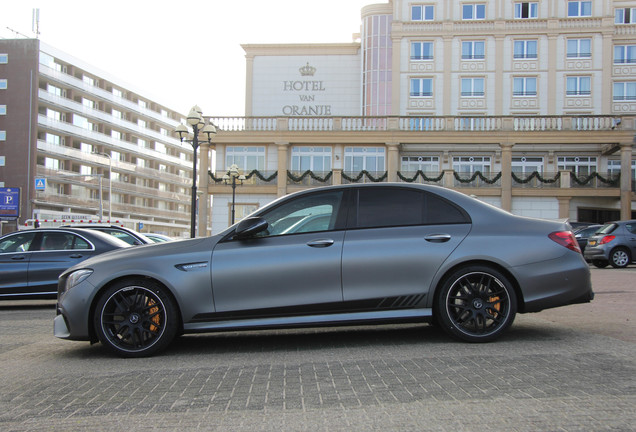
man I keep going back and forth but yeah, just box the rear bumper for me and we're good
[513,254,593,313]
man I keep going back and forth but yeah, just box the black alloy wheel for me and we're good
[94,280,178,357]
[436,266,517,342]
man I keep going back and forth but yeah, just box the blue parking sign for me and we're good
[0,188,20,218]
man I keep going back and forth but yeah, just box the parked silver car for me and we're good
[55,184,593,357]
[584,220,636,268]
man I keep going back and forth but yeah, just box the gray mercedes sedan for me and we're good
[55,184,593,357]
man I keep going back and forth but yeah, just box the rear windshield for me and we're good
[597,223,617,235]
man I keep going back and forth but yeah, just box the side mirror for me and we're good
[234,217,269,239]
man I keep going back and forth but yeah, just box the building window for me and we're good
[344,147,386,172]
[566,76,591,96]
[411,42,434,60]
[615,7,636,24]
[401,156,440,173]
[138,119,146,128]
[453,156,491,173]
[567,1,591,17]
[73,115,91,130]
[462,4,486,20]
[513,77,537,96]
[514,40,538,59]
[613,82,636,101]
[558,156,596,175]
[112,88,123,98]
[46,133,60,145]
[111,130,122,140]
[82,75,94,86]
[0,131,6,141]
[82,98,95,109]
[47,109,61,121]
[226,146,266,171]
[608,159,636,181]
[614,45,636,64]
[291,147,332,172]
[0,156,5,167]
[512,156,544,173]
[567,39,591,58]
[462,41,485,60]
[411,5,434,21]
[44,158,60,170]
[80,143,93,153]
[0,79,7,90]
[47,84,62,97]
[461,78,485,97]
[0,54,7,64]
[410,78,433,97]
[0,105,6,115]
[515,2,538,19]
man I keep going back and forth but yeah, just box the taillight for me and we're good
[549,231,582,254]
[599,235,615,245]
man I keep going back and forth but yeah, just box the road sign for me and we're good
[0,188,20,218]
[34,178,46,191]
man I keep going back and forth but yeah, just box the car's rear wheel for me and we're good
[94,279,178,357]
[436,266,517,342]
[592,259,608,268]
[609,247,631,268]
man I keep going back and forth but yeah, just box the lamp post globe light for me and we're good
[175,106,216,238]
[223,164,245,225]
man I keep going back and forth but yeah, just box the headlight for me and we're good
[65,269,93,291]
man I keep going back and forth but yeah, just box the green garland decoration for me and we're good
[571,172,620,186]
[208,169,278,183]
[511,171,561,184]
[397,170,445,183]
[453,171,502,184]
[342,170,388,183]
[287,170,333,183]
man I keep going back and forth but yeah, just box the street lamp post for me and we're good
[223,164,245,225]
[93,152,112,221]
[175,106,216,238]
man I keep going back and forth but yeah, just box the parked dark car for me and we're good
[0,228,130,299]
[61,224,152,245]
[55,184,593,357]
[584,220,636,268]
[573,224,602,254]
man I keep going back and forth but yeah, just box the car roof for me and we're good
[1,227,131,248]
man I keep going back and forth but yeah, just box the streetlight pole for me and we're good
[223,164,245,225]
[93,152,112,221]
[175,106,216,238]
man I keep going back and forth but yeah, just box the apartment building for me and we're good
[0,39,194,237]
[203,0,635,235]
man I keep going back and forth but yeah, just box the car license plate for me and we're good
[588,240,596,246]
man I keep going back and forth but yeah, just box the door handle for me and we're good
[425,234,451,243]
[69,254,84,259]
[11,255,26,260]
[306,239,334,248]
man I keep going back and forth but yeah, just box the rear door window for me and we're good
[350,187,469,229]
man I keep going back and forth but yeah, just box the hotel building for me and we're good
[0,39,195,237]
[203,0,635,235]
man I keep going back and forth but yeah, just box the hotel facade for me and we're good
[0,39,195,237]
[203,0,635,236]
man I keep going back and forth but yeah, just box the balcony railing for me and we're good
[205,115,632,133]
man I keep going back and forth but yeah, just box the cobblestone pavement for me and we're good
[1,267,634,431]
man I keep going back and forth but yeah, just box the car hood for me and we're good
[62,235,222,275]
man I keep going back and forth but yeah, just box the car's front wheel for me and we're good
[609,247,631,268]
[436,266,517,342]
[94,279,179,357]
